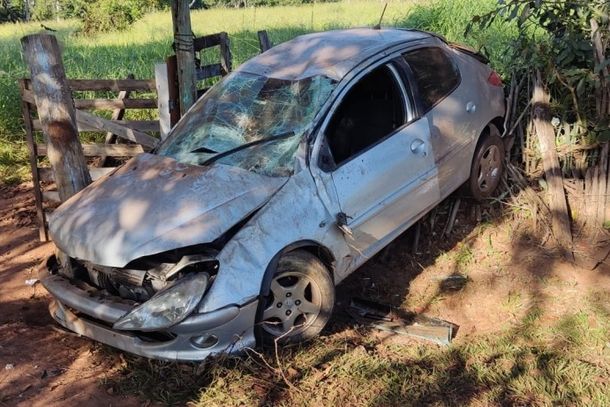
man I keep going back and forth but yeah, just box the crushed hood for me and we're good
[49,153,287,267]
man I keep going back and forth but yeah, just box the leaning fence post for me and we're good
[21,34,91,202]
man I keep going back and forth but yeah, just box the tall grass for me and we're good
[0,0,511,183]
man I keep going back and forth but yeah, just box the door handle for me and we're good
[410,138,427,156]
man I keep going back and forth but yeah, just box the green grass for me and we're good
[0,0,516,184]
[103,305,609,406]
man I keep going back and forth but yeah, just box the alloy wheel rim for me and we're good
[262,271,322,337]
[477,145,501,192]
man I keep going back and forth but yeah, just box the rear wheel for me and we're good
[257,250,334,344]
[469,128,505,201]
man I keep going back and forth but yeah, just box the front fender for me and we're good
[198,171,346,313]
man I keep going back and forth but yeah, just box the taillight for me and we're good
[488,71,503,87]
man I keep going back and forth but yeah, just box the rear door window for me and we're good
[402,47,460,112]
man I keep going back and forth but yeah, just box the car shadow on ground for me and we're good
[328,194,499,335]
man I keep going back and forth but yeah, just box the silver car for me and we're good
[42,28,505,361]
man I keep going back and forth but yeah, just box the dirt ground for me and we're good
[1,183,609,406]
[0,184,140,406]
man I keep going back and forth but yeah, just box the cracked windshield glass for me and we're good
[157,72,336,177]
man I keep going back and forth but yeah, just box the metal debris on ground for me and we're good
[439,274,469,291]
[347,298,457,346]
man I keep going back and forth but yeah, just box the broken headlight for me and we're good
[113,272,209,331]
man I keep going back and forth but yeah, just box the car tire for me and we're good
[468,127,505,201]
[257,250,334,345]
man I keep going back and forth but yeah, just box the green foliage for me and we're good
[203,0,336,8]
[81,0,161,34]
[0,0,23,22]
[403,0,517,75]
[30,0,54,20]
[469,0,610,135]
[29,0,86,20]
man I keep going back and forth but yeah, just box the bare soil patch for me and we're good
[0,184,138,406]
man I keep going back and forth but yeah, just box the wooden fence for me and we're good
[165,31,234,126]
[19,77,161,241]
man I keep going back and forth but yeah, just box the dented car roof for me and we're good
[238,28,431,81]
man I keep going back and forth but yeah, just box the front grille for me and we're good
[82,261,146,287]
[134,331,177,343]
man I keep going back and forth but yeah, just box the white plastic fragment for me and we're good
[25,279,39,286]
[5,364,14,370]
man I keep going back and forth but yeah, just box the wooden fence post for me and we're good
[532,73,572,250]
[257,30,272,52]
[219,32,232,74]
[21,34,91,202]
[19,79,48,241]
[171,0,197,116]
[165,55,180,127]
[155,63,172,139]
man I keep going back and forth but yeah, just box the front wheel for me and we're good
[257,250,334,344]
[468,130,505,201]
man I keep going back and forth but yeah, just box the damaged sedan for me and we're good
[42,28,505,361]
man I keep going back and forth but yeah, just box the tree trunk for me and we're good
[171,0,197,116]
[591,18,610,119]
[21,34,91,202]
[532,73,572,250]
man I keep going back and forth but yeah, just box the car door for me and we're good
[402,45,478,198]
[320,61,440,255]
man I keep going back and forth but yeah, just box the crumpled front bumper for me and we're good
[40,256,258,361]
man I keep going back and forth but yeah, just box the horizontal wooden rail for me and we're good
[75,110,158,148]
[40,166,117,183]
[33,119,160,133]
[22,88,157,110]
[75,98,157,110]
[67,79,156,91]
[193,32,224,52]
[196,64,223,81]
[37,143,144,157]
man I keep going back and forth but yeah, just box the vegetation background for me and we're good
[0,0,511,183]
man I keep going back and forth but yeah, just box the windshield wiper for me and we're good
[190,146,218,154]
[199,131,296,166]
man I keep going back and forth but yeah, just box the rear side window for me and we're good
[402,47,460,112]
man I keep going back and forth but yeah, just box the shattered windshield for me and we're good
[157,72,336,177]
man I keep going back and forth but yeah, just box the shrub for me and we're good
[81,0,161,34]
[471,0,610,138]
[29,0,87,20]
[202,0,336,8]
